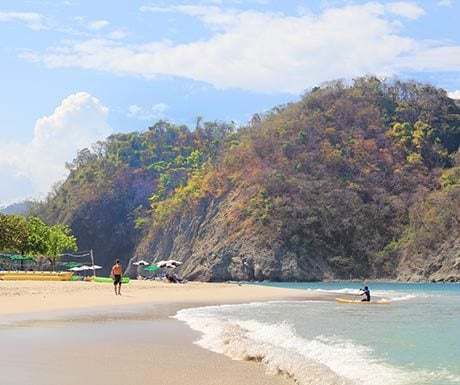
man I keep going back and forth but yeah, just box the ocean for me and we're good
[175,282,460,385]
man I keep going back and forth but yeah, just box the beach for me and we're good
[0,279,333,316]
[0,280,325,385]
[3,281,458,385]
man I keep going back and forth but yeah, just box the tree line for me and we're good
[0,214,77,270]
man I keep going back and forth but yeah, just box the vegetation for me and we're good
[30,77,460,280]
[30,120,235,273]
[0,214,77,269]
[182,77,459,279]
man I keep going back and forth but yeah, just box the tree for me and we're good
[46,224,77,271]
[0,214,29,253]
[24,216,49,257]
[0,213,8,250]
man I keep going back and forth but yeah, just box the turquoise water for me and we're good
[176,282,460,385]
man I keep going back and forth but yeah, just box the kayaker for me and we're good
[359,286,371,302]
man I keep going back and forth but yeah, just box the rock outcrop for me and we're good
[127,191,335,281]
[396,237,460,282]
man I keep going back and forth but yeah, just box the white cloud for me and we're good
[385,2,425,20]
[127,103,169,120]
[139,5,242,30]
[109,30,129,40]
[152,103,168,113]
[448,90,460,99]
[88,19,109,31]
[0,93,111,204]
[23,3,460,94]
[0,11,45,30]
[398,45,460,72]
[127,104,141,116]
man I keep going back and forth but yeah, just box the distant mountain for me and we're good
[1,200,35,215]
[32,77,460,282]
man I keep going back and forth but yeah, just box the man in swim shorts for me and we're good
[111,259,123,295]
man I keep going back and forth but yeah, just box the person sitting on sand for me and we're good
[359,286,371,302]
[172,272,186,283]
[111,259,123,295]
[166,273,177,283]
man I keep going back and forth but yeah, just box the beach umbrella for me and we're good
[10,255,35,262]
[61,262,82,268]
[166,260,182,266]
[133,260,150,266]
[69,265,93,272]
[144,265,159,272]
[91,265,103,269]
[69,266,85,271]
[9,254,35,270]
[156,260,182,268]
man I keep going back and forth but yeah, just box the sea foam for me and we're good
[305,287,423,302]
[175,303,430,385]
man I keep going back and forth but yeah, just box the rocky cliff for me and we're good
[396,237,460,282]
[127,184,459,283]
[127,191,335,281]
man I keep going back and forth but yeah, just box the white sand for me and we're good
[0,279,327,315]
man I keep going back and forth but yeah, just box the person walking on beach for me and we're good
[111,259,123,295]
[359,285,371,302]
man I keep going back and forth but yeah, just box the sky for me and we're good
[0,0,459,206]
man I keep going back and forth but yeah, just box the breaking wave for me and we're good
[174,303,447,385]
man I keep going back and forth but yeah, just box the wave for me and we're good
[174,304,442,385]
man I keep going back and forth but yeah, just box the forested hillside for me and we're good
[31,120,235,275]
[32,77,460,281]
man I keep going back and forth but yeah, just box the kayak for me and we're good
[0,271,73,281]
[335,297,391,305]
[92,276,130,284]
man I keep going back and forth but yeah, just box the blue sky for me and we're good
[0,0,459,206]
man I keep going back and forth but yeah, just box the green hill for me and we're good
[31,77,460,281]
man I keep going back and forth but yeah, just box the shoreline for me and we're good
[0,280,332,385]
[0,279,336,316]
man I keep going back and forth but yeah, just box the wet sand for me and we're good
[0,280,335,385]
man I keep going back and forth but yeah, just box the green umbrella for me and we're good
[144,265,159,271]
[61,261,83,268]
[10,255,35,262]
